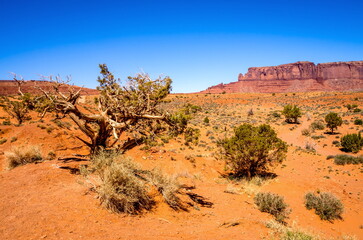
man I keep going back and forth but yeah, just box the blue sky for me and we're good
[0,0,362,93]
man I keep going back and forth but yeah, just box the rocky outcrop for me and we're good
[0,80,99,96]
[202,61,363,93]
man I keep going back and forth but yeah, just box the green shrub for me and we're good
[254,192,290,223]
[0,138,7,145]
[354,119,363,125]
[325,112,342,134]
[218,124,287,178]
[340,133,363,153]
[203,116,210,124]
[5,145,43,169]
[353,108,361,113]
[304,192,343,221]
[282,105,302,123]
[332,154,363,165]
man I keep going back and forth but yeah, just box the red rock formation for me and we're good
[0,80,99,96]
[202,61,363,93]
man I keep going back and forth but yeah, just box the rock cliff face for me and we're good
[202,61,363,93]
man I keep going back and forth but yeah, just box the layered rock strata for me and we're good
[202,61,363,93]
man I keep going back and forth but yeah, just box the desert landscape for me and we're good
[0,74,363,239]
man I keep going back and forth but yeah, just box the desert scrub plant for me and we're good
[97,159,154,214]
[325,112,343,134]
[265,220,316,240]
[282,104,302,123]
[0,138,7,144]
[354,119,363,125]
[5,145,43,169]
[332,154,363,165]
[309,120,325,131]
[304,192,343,221]
[218,124,288,178]
[89,152,186,214]
[184,127,200,145]
[254,192,290,223]
[340,133,363,153]
[301,129,311,136]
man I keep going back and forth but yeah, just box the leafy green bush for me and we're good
[332,154,363,165]
[340,133,363,153]
[325,112,342,134]
[282,105,302,123]
[254,192,290,223]
[218,124,287,178]
[304,192,343,221]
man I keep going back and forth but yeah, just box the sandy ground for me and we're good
[0,91,362,240]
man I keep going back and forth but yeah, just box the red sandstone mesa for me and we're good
[201,61,363,93]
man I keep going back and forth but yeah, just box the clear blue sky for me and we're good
[0,0,362,93]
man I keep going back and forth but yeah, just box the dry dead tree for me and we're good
[33,64,174,154]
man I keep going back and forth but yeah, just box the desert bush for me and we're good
[0,138,7,144]
[309,120,325,131]
[97,159,153,214]
[301,129,311,136]
[218,124,287,178]
[254,192,290,223]
[146,169,184,210]
[304,192,343,221]
[1,100,30,125]
[325,112,342,134]
[282,230,314,240]
[282,104,302,123]
[272,112,281,118]
[184,127,200,145]
[340,133,363,153]
[90,152,185,214]
[5,145,43,169]
[353,108,361,113]
[332,154,363,165]
[354,119,363,125]
[203,116,210,124]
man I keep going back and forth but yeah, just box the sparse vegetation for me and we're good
[254,192,290,223]
[331,154,363,165]
[304,192,343,221]
[218,124,287,178]
[5,145,43,169]
[87,152,186,214]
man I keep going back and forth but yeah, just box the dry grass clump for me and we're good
[254,192,290,223]
[147,169,185,210]
[304,192,343,221]
[265,220,317,240]
[89,152,185,214]
[97,160,153,214]
[5,145,43,169]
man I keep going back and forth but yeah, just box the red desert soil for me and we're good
[0,92,362,239]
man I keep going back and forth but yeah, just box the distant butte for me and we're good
[0,80,99,96]
[201,61,363,93]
